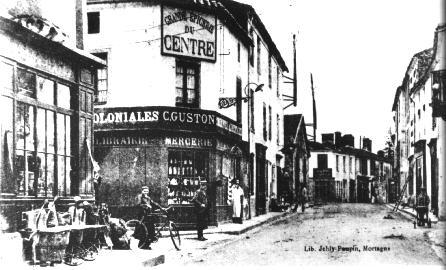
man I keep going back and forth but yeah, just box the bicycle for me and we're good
[125,206,181,250]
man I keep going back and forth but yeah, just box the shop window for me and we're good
[8,65,73,197]
[167,150,208,205]
[0,96,14,193]
[276,68,280,97]
[92,52,108,104]
[87,12,100,34]
[236,77,242,123]
[175,61,199,108]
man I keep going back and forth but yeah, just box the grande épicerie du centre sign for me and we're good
[161,5,217,62]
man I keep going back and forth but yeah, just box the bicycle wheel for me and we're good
[126,219,148,249]
[169,221,181,250]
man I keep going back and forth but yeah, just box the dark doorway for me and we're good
[255,144,267,215]
[349,179,356,203]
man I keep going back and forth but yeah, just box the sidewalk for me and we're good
[385,203,446,264]
[8,210,296,269]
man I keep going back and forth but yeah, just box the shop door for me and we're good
[349,180,356,203]
[255,155,266,215]
[357,179,369,203]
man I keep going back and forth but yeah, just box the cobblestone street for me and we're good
[157,204,445,268]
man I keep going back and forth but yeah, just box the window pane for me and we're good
[36,108,46,152]
[17,69,36,97]
[86,93,92,112]
[66,157,71,195]
[0,96,14,193]
[36,153,46,196]
[186,68,195,75]
[57,83,71,109]
[0,62,13,92]
[58,155,65,196]
[57,113,65,155]
[186,74,195,88]
[37,76,55,104]
[98,80,107,91]
[187,89,195,104]
[175,73,183,88]
[15,150,26,194]
[66,116,71,156]
[46,111,55,153]
[25,106,35,151]
[176,66,183,74]
[80,91,86,112]
[46,154,55,196]
[175,87,183,103]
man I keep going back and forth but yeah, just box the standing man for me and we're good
[301,184,308,213]
[229,179,244,224]
[416,187,430,226]
[192,181,208,241]
[136,186,164,249]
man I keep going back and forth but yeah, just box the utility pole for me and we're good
[311,73,317,142]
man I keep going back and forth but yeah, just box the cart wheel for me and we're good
[169,221,181,251]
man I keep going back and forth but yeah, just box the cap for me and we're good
[141,186,149,190]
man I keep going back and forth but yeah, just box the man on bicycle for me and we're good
[136,186,165,249]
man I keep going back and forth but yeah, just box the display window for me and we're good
[167,150,208,205]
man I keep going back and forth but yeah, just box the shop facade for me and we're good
[0,15,103,232]
[94,106,244,227]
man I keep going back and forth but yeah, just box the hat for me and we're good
[73,196,81,202]
[141,186,149,190]
[200,181,207,185]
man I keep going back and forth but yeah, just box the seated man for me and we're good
[416,187,430,226]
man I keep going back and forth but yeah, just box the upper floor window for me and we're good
[336,155,339,172]
[249,28,254,67]
[268,54,272,88]
[263,103,267,141]
[349,157,352,173]
[317,154,328,169]
[276,114,280,145]
[276,68,280,97]
[268,105,272,141]
[343,156,346,172]
[237,42,240,63]
[92,52,108,104]
[257,37,261,75]
[87,12,100,34]
[236,77,242,123]
[175,60,199,108]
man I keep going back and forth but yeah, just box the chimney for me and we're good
[334,131,342,148]
[342,134,355,147]
[75,0,86,49]
[362,137,372,152]
[321,133,334,144]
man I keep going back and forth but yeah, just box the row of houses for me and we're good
[391,23,446,220]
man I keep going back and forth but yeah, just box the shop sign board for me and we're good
[94,106,242,137]
[313,168,333,180]
[94,133,155,146]
[161,5,217,62]
[165,136,214,148]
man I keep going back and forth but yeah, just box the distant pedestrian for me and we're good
[416,187,430,226]
[229,179,244,224]
[301,185,308,213]
[192,181,208,241]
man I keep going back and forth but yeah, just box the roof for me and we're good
[87,0,288,72]
[308,141,391,163]
[0,16,105,68]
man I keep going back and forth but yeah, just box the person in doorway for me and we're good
[301,185,308,213]
[191,181,208,241]
[416,187,430,226]
[229,179,244,224]
[135,186,165,249]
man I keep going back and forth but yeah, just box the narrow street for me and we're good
[157,204,444,268]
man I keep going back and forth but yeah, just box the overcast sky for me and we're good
[241,0,441,151]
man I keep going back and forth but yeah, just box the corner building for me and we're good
[86,0,288,227]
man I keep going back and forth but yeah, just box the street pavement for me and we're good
[156,204,445,269]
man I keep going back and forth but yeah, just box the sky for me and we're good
[240,0,441,151]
